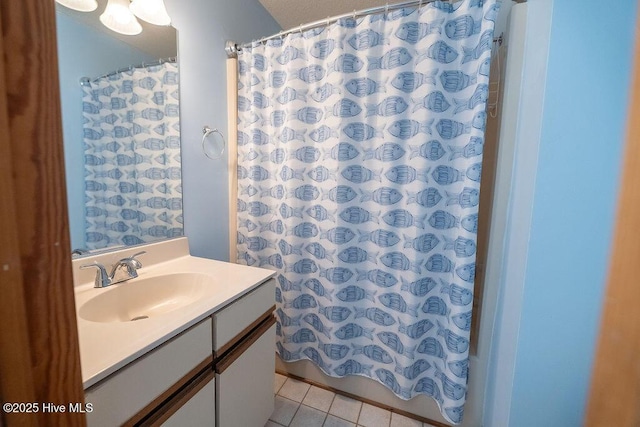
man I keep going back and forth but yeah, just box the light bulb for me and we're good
[99,0,142,35]
[55,0,98,12]
[130,0,171,26]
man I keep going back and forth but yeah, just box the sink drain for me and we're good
[130,315,149,321]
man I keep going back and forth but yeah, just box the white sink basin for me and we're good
[78,273,212,323]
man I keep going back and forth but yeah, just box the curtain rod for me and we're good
[226,0,512,58]
[80,57,177,86]
[226,0,433,58]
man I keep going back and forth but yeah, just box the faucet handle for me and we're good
[127,251,146,269]
[80,263,111,288]
[119,251,146,278]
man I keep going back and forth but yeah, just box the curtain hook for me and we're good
[326,16,330,28]
[385,3,389,15]
[352,9,356,20]
[299,23,303,34]
[419,0,423,8]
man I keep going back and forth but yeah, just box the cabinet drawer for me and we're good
[213,278,275,354]
[85,319,213,427]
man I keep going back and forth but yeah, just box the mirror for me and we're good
[55,0,182,254]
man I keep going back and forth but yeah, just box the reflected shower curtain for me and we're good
[82,62,182,249]
[237,0,497,423]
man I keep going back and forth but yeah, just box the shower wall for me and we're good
[483,1,553,425]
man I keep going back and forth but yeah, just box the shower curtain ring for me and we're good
[385,3,389,15]
[352,9,356,19]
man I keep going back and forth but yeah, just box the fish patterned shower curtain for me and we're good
[82,62,182,250]
[236,0,498,423]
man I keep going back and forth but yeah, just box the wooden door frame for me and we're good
[585,5,640,427]
[0,1,86,426]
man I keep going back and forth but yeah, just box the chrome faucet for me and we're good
[80,251,146,288]
[80,263,111,288]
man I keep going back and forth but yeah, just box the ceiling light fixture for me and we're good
[99,0,143,35]
[55,0,98,12]
[129,0,171,26]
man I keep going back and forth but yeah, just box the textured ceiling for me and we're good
[56,0,177,59]
[258,0,393,30]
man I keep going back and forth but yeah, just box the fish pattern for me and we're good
[83,62,182,249]
[236,1,497,423]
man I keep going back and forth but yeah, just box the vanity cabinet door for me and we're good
[216,322,276,427]
[86,319,213,427]
[158,376,215,427]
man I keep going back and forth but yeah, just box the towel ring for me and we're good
[202,126,225,160]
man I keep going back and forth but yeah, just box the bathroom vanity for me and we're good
[72,238,275,426]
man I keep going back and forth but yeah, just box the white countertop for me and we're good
[73,238,275,389]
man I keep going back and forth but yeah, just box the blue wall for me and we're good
[56,11,155,250]
[508,1,637,425]
[165,0,280,260]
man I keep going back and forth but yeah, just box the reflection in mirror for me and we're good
[55,1,182,254]
[80,60,182,250]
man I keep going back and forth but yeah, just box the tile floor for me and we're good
[268,373,438,427]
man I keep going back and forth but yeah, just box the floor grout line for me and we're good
[327,391,336,415]
[355,400,364,426]
[300,379,312,402]
[320,409,328,427]
[275,393,360,427]
[275,381,421,427]
[280,378,311,427]
[287,403,300,427]
[274,372,435,427]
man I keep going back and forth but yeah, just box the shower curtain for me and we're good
[82,62,182,249]
[236,0,497,423]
